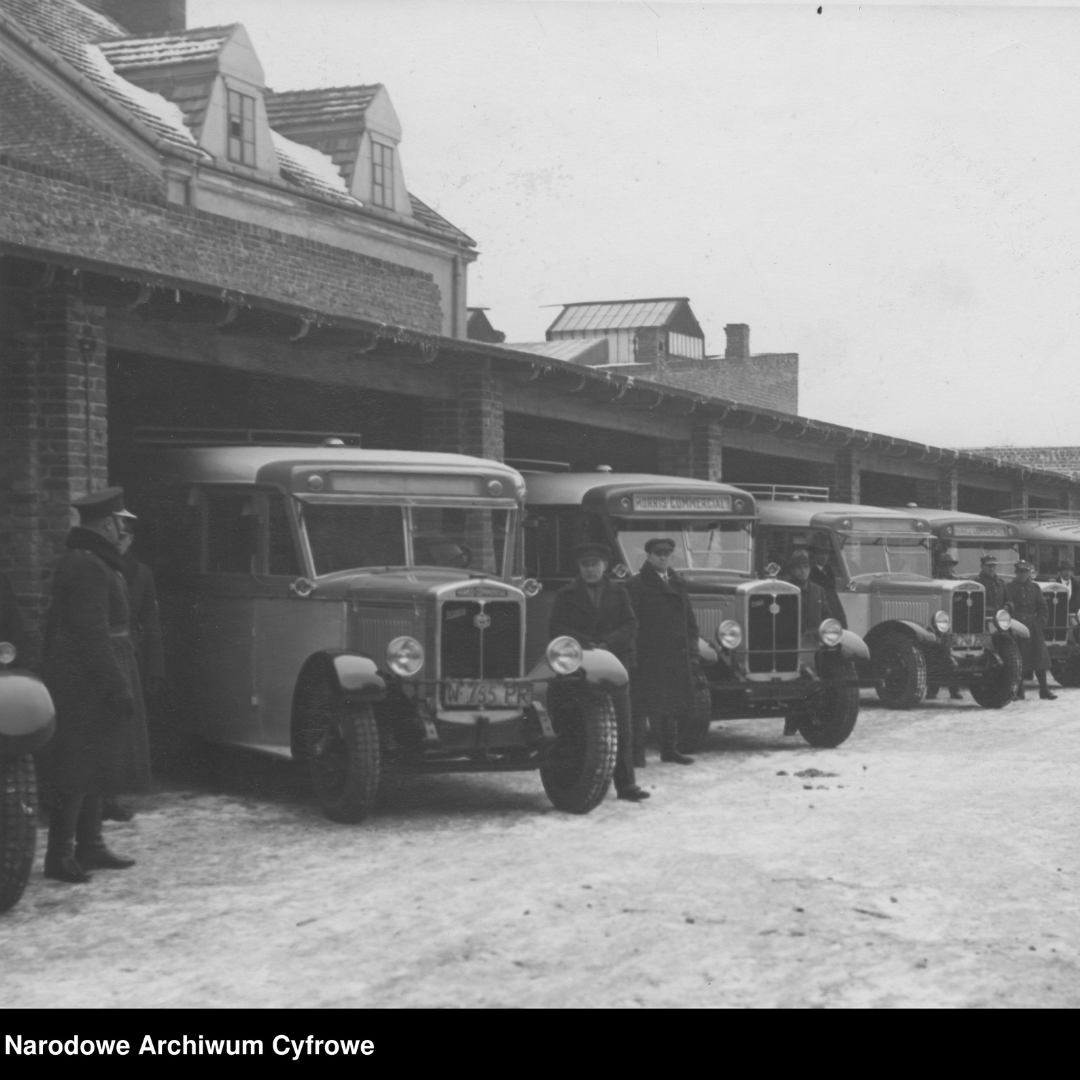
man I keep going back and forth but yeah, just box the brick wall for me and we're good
[0,159,444,333]
[964,446,1080,481]
[421,361,504,462]
[0,58,165,202]
[0,268,108,655]
[658,354,798,414]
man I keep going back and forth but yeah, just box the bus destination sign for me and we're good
[632,493,732,513]
[952,525,1010,538]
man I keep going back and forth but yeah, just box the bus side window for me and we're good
[146,486,200,583]
[205,491,257,574]
[267,492,302,577]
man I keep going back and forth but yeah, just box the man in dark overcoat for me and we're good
[549,543,648,801]
[625,537,701,766]
[1050,560,1080,616]
[810,538,847,628]
[977,554,1010,615]
[42,488,151,883]
[781,548,833,732]
[100,523,167,823]
[1004,560,1056,701]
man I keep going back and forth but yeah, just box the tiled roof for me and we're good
[0,0,204,158]
[408,193,474,245]
[548,299,688,334]
[271,130,363,210]
[97,27,232,71]
[265,85,382,128]
[506,339,610,364]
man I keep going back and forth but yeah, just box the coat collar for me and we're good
[67,526,125,574]
[640,562,680,587]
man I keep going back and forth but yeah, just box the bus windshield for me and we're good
[616,518,754,574]
[839,533,933,578]
[945,542,1021,580]
[302,503,511,576]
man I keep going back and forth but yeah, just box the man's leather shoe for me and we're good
[617,787,651,801]
[101,797,134,823]
[1040,690,1058,700]
[75,846,135,870]
[1015,689,1026,700]
[661,751,695,765]
[44,854,91,884]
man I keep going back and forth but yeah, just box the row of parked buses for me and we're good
[96,441,1079,825]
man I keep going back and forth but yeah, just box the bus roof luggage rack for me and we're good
[998,508,1080,529]
[133,427,362,447]
[505,458,571,473]
[733,483,830,502]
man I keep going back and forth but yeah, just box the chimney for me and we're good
[99,1,187,36]
[724,324,750,360]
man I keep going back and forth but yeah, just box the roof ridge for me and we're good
[265,83,382,97]
[104,23,238,41]
[558,297,690,307]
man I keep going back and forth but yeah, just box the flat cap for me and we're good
[1058,560,1074,572]
[980,554,998,564]
[1014,559,1034,572]
[72,486,136,521]
[574,542,611,562]
[788,548,811,567]
[937,553,958,565]
[644,537,676,555]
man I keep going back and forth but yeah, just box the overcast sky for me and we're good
[188,0,1079,448]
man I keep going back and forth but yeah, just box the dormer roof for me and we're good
[265,85,382,128]
[548,298,701,335]
[97,24,234,71]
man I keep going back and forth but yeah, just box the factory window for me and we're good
[227,89,256,166]
[371,140,395,208]
[667,332,705,360]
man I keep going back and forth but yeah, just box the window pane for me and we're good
[303,504,405,575]
[206,493,257,573]
[268,494,301,576]
[412,508,509,576]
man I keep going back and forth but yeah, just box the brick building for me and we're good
[506,299,798,414]
[3,0,1080,653]
[960,447,1080,483]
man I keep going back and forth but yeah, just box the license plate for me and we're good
[952,633,982,648]
[443,680,532,709]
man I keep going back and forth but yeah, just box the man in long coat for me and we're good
[1051,560,1080,616]
[625,537,701,765]
[1004,560,1056,701]
[100,524,167,823]
[810,538,847,628]
[42,487,151,883]
[977,554,1010,615]
[549,543,648,801]
[927,553,963,700]
[781,548,834,732]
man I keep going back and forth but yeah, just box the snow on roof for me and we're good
[97,27,232,71]
[0,0,204,158]
[548,299,688,334]
[271,130,363,208]
[265,85,382,128]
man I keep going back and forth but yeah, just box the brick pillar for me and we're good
[1010,476,1029,513]
[421,360,504,462]
[834,448,861,504]
[1068,486,1080,513]
[688,418,723,482]
[939,467,959,511]
[0,266,108,651]
[656,440,690,478]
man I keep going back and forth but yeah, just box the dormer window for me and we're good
[371,139,395,208]
[227,88,256,166]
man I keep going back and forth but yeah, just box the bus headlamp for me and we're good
[717,620,742,650]
[818,619,843,647]
[386,636,424,677]
[994,608,1012,631]
[546,636,583,675]
[0,641,16,665]
[933,610,951,634]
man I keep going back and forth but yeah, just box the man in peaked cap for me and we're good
[549,542,647,800]
[927,553,963,701]
[41,487,151,883]
[977,553,1010,617]
[626,537,702,765]
[1004,560,1056,701]
[809,537,847,628]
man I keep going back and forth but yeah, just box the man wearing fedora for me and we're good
[41,487,151,883]
[1004,560,1056,701]
[625,537,701,766]
[550,543,648,801]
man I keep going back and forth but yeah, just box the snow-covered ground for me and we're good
[3,688,1078,1008]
